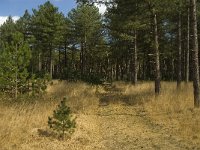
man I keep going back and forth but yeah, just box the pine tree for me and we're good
[68,4,102,79]
[0,16,16,44]
[31,1,65,78]
[16,10,32,41]
[48,98,76,140]
[0,32,31,98]
[190,0,200,107]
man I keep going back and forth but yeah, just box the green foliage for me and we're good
[68,4,102,43]
[63,68,80,81]
[0,16,16,44]
[30,73,50,96]
[0,32,31,97]
[31,1,65,77]
[82,74,104,85]
[48,98,76,139]
[0,0,197,95]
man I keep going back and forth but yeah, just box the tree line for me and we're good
[0,0,200,107]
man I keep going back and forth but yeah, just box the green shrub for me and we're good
[48,97,76,140]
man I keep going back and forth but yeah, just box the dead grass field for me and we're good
[0,81,200,150]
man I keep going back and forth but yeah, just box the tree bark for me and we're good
[38,53,42,72]
[153,12,161,94]
[190,0,200,107]
[58,45,61,75]
[177,12,182,88]
[15,44,18,99]
[186,7,190,83]
[49,43,53,79]
[116,59,119,81]
[64,43,67,68]
[132,30,138,85]
[80,42,84,78]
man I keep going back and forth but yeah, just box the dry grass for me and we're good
[47,80,102,113]
[0,80,200,149]
[0,81,101,150]
[122,81,200,145]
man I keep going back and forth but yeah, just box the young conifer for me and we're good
[48,97,76,140]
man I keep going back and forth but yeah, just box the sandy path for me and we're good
[83,105,192,150]
[78,85,198,150]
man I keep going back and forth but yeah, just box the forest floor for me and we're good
[0,81,200,150]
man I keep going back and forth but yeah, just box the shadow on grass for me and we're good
[37,128,71,141]
[98,85,154,106]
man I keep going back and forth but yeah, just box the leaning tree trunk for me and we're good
[153,12,161,94]
[177,12,182,88]
[190,0,200,107]
[186,7,190,83]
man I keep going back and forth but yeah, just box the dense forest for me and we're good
[0,0,200,107]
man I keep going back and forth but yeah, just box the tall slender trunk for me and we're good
[49,43,53,79]
[80,42,84,78]
[190,0,200,107]
[38,52,42,72]
[153,12,161,94]
[15,44,18,99]
[120,64,124,80]
[172,59,175,81]
[116,59,119,81]
[132,30,138,85]
[147,0,160,94]
[58,46,61,75]
[177,12,182,88]
[106,53,110,80]
[142,53,146,80]
[84,33,87,76]
[71,47,75,70]
[64,44,67,68]
[186,7,190,83]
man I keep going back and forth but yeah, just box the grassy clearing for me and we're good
[117,81,200,144]
[0,81,199,149]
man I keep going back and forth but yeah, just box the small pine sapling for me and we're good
[48,97,76,140]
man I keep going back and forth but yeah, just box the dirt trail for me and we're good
[85,106,191,150]
[79,85,198,150]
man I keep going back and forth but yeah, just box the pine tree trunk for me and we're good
[116,59,119,81]
[186,7,190,83]
[107,53,110,80]
[132,30,138,85]
[172,58,175,81]
[71,47,75,70]
[153,12,161,94]
[64,44,67,68]
[190,0,200,107]
[177,12,182,88]
[15,44,18,99]
[80,42,84,78]
[49,43,53,79]
[38,53,42,72]
[58,46,61,75]
[142,53,146,80]
[84,33,87,77]
[120,64,124,80]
